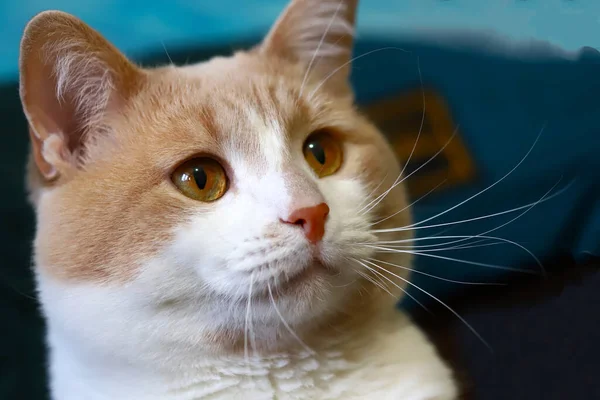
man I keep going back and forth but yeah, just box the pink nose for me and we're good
[282,203,330,244]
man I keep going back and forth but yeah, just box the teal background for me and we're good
[2,0,600,82]
[1,1,600,399]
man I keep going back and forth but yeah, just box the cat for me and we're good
[19,0,458,398]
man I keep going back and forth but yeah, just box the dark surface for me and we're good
[415,255,600,400]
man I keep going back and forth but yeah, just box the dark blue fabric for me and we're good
[348,39,600,306]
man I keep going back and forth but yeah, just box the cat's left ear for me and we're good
[19,11,142,181]
[260,0,358,96]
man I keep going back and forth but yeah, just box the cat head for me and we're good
[20,0,412,359]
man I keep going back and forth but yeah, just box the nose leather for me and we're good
[282,203,330,244]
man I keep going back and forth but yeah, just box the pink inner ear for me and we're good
[24,59,83,177]
[29,127,57,180]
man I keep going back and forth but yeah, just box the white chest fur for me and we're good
[48,319,456,400]
[37,259,457,400]
[43,284,457,400]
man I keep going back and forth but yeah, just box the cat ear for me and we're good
[19,11,142,181]
[261,0,358,94]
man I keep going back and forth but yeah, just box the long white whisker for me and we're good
[361,127,458,216]
[354,259,431,313]
[358,172,390,209]
[267,283,315,355]
[394,128,459,188]
[405,123,547,230]
[369,234,542,271]
[356,264,395,296]
[160,40,173,65]
[244,272,255,375]
[412,179,565,272]
[364,56,427,219]
[371,178,571,275]
[396,56,426,180]
[298,0,345,99]
[308,46,411,100]
[369,261,492,350]
[409,241,506,252]
[371,179,447,226]
[354,269,393,296]
[385,238,499,250]
[370,234,515,246]
[367,257,503,286]
[367,245,537,274]
[373,177,572,234]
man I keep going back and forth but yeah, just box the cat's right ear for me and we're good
[260,0,358,96]
[19,11,142,181]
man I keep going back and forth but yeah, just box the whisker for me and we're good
[160,40,174,65]
[367,257,504,286]
[244,272,255,371]
[371,179,447,226]
[372,234,522,247]
[403,123,547,230]
[356,271,394,297]
[372,177,571,234]
[298,0,345,99]
[4,283,37,301]
[368,235,510,248]
[267,283,315,355]
[367,245,537,275]
[363,56,427,219]
[358,172,390,210]
[444,238,498,249]
[354,259,431,314]
[383,238,499,250]
[349,255,392,290]
[353,265,394,296]
[369,234,543,274]
[369,177,570,276]
[360,126,458,217]
[407,241,510,253]
[367,260,492,350]
[354,270,380,296]
[308,46,411,100]
[397,56,426,181]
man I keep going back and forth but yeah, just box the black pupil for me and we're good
[193,167,208,190]
[308,141,326,165]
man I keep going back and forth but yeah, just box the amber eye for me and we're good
[302,131,343,178]
[171,157,228,202]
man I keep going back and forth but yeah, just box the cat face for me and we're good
[21,0,412,358]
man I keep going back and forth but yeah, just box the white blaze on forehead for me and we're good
[247,106,288,170]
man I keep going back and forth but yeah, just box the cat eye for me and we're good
[303,131,343,178]
[171,157,228,202]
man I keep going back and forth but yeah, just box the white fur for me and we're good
[45,38,114,131]
[40,274,456,400]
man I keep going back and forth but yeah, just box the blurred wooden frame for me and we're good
[361,89,476,198]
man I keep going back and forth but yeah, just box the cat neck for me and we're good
[47,305,456,400]
[40,274,455,399]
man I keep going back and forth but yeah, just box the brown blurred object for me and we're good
[363,89,476,197]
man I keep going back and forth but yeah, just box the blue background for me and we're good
[2,0,600,81]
